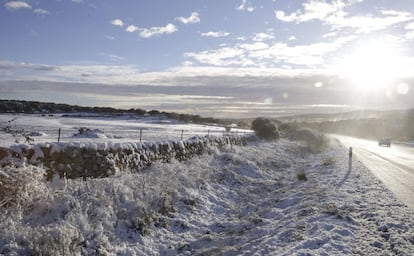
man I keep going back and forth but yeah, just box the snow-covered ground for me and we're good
[1,136,413,255]
[0,114,249,147]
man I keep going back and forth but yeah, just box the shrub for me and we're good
[0,166,47,208]
[279,122,300,133]
[297,171,307,181]
[288,128,330,153]
[251,118,280,140]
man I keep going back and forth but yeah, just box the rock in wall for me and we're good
[0,135,248,180]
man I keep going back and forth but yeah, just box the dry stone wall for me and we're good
[0,136,248,180]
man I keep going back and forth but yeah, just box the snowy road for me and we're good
[332,134,414,210]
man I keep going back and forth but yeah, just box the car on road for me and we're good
[378,138,391,147]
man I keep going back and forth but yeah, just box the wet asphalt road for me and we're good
[332,135,414,210]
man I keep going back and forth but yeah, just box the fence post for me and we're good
[181,129,184,140]
[207,130,210,136]
[140,128,142,142]
[348,146,352,172]
[58,128,61,142]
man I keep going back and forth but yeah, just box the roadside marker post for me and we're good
[349,147,353,172]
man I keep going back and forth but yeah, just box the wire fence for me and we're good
[0,115,254,146]
[55,127,253,143]
[1,125,254,146]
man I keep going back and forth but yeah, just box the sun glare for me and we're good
[338,41,403,92]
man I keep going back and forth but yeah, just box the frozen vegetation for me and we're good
[0,113,413,255]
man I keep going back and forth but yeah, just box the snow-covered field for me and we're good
[0,114,249,147]
[1,133,414,255]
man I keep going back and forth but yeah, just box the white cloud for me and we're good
[175,12,200,24]
[322,31,337,38]
[314,81,323,87]
[126,25,139,33]
[201,31,230,38]
[184,47,246,66]
[4,1,32,11]
[275,0,345,23]
[405,22,414,39]
[288,36,296,41]
[2,58,414,118]
[325,9,414,33]
[0,59,329,86]
[275,1,414,34]
[406,22,414,30]
[236,0,255,12]
[110,19,124,27]
[34,8,49,15]
[406,31,414,40]
[239,42,269,51]
[181,61,194,66]
[97,52,124,63]
[185,35,357,67]
[253,32,275,42]
[104,35,115,40]
[139,23,178,38]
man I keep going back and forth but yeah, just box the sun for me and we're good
[337,41,403,92]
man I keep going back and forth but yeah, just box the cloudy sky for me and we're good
[1,0,414,118]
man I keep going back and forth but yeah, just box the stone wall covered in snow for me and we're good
[0,136,248,180]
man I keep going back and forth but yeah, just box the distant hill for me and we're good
[279,108,414,141]
[0,99,225,125]
[278,109,413,123]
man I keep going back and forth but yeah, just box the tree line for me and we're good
[0,99,228,126]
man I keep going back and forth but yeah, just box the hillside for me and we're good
[279,109,414,141]
[0,99,225,126]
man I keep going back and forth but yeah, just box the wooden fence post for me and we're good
[181,129,184,140]
[58,128,61,142]
[140,128,142,142]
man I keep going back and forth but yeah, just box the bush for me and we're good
[297,171,307,181]
[0,166,47,208]
[288,128,330,153]
[251,118,280,140]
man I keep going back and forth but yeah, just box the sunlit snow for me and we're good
[0,114,413,255]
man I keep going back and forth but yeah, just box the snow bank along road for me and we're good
[332,134,414,210]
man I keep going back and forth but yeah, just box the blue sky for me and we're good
[1,0,414,118]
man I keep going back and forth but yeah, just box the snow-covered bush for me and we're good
[287,128,330,153]
[72,127,107,139]
[0,164,185,255]
[251,118,280,140]
[278,122,300,134]
[0,165,47,208]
